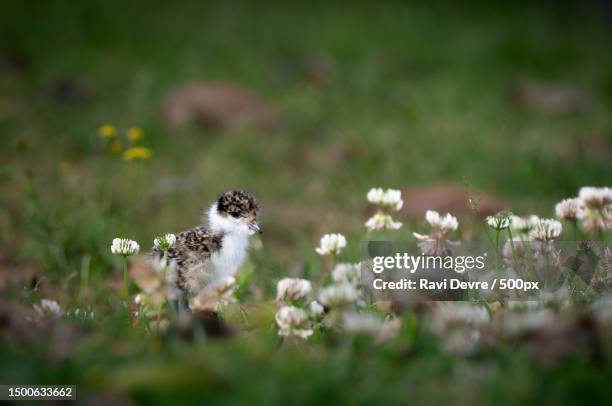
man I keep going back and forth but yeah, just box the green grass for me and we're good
[0,1,611,404]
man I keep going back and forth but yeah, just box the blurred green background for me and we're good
[2,0,611,266]
[1,1,611,404]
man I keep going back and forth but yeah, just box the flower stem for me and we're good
[123,257,129,300]
[571,219,579,242]
[319,254,336,286]
[507,227,518,266]
[494,230,500,270]
[157,250,169,328]
[161,250,169,280]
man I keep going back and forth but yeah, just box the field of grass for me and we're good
[1,1,611,404]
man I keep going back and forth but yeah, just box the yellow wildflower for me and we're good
[110,140,123,154]
[127,127,144,142]
[98,124,117,139]
[123,146,152,161]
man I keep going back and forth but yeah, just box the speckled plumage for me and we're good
[153,226,223,293]
[217,189,259,217]
[152,190,260,298]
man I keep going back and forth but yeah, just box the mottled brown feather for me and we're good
[152,226,223,292]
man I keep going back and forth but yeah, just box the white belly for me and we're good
[210,233,249,280]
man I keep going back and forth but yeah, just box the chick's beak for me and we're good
[249,219,262,234]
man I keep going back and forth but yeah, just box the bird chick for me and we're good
[152,190,261,309]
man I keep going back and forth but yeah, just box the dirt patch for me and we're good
[162,82,278,130]
[508,80,592,114]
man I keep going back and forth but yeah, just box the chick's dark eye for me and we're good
[231,212,240,218]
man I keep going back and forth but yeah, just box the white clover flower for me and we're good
[331,262,361,285]
[318,283,360,308]
[576,187,612,232]
[511,215,539,234]
[578,186,612,209]
[425,210,458,233]
[528,218,562,241]
[111,238,140,256]
[367,188,403,211]
[439,214,458,232]
[381,189,403,211]
[425,210,441,228]
[153,233,176,250]
[413,210,459,254]
[430,303,490,335]
[366,188,385,204]
[315,233,347,256]
[276,278,312,303]
[309,301,325,319]
[364,189,404,231]
[555,198,585,221]
[32,299,62,319]
[486,214,511,231]
[275,306,313,339]
[365,212,403,231]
